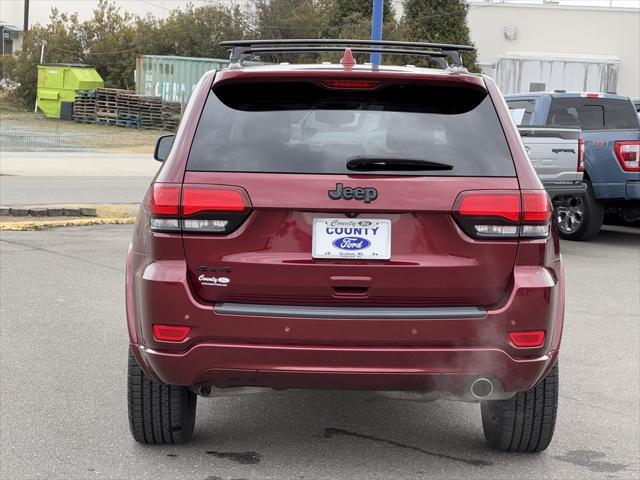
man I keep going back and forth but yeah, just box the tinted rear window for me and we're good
[547,97,640,130]
[187,82,515,176]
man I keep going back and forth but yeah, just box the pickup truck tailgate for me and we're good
[519,127,582,183]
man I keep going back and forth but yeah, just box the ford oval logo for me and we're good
[332,236,371,250]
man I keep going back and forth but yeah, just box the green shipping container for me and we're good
[36,64,104,118]
[135,55,265,103]
[135,55,228,103]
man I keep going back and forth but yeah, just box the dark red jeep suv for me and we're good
[126,40,563,451]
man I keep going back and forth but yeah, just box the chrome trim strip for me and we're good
[214,303,486,319]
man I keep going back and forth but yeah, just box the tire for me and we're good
[556,182,604,241]
[481,361,558,453]
[127,349,197,444]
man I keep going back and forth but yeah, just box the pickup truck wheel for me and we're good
[127,349,197,444]
[481,361,558,452]
[555,182,603,241]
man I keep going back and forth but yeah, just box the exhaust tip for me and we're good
[197,385,212,397]
[470,377,493,399]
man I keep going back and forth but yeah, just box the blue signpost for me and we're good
[370,0,384,66]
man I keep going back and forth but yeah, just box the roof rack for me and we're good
[220,39,475,69]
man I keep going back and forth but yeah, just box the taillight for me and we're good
[149,184,180,216]
[153,324,190,342]
[580,92,603,98]
[149,184,181,232]
[453,190,551,240]
[508,330,545,348]
[147,183,251,234]
[577,138,585,172]
[614,141,640,172]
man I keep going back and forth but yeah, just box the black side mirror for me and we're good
[154,135,175,162]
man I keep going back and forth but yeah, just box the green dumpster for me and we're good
[36,64,104,118]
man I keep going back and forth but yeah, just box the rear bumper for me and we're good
[592,181,640,200]
[543,181,586,199]
[127,249,564,397]
[133,342,558,398]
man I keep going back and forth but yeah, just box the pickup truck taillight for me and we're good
[614,141,640,172]
[148,183,252,234]
[453,191,551,240]
[577,138,585,172]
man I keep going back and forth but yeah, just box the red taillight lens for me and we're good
[522,192,552,222]
[577,138,585,172]
[581,92,603,98]
[149,184,180,215]
[457,193,521,222]
[153,324,190,342]
[182,186,247,215]
[322,79,381,89]
[454,190,551,240]
[614,141,640,172]
[509,330,545,348]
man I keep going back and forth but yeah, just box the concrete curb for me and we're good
[1,206,98,217]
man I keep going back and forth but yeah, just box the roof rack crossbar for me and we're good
[221,39,475,68]
[235,46,450,68]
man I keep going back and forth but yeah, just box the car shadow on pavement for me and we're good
[143,389,565,479]
[593,225,640,248]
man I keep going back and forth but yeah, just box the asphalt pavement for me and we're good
[0,225,638,480]
[0,153,159,205]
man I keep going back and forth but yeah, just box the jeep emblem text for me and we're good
[328,183,378,203]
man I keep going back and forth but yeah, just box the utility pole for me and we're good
[23,0,30,32]
[370,0,384,66]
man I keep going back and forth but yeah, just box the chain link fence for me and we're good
[1,110,171,153]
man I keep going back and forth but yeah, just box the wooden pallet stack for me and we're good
[116,93,141,128]
[73,90,97,124]
[70,87,174,130]
[96,88,132,126]
[162,101,182,131]
[139,96,163,129]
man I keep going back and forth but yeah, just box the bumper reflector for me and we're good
[509,330,545,348]
[153,324,191,342]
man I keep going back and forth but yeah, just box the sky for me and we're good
[1,0,639,27]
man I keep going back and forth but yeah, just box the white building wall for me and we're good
[0,0,24,27]
[468,2,640,96]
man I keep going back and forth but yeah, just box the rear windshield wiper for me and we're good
[346,155,453,171]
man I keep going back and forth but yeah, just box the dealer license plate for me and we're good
[312,218,391,260]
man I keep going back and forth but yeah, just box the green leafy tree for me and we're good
[82,0,137,89]
[250,0,333,63]
[252,0,332,40]
[251,0,401,64]
[401,0,478,71]
[136,4,249,59]
[328,0,395,38]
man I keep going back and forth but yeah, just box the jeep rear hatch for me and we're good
[176,79,524,308]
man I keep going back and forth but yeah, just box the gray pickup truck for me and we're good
[515,124,585,235]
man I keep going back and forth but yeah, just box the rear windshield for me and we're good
[547,97,640,130]
[187,82,515,176]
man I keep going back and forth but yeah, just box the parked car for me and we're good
[505,91,640,240]
[127,40,563,452]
